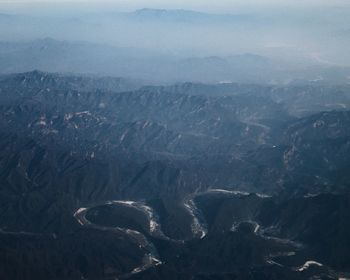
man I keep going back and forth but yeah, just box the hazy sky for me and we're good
[1,0,349,12]
[0,0,349,65]
[0,1,349,20]
[0,0,348,4]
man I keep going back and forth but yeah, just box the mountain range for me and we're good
[0,70,350,279]
[0,39,349,85]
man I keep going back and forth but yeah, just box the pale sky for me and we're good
[0,0,349,11]
[0,1,347,20]
[0,0,349,65]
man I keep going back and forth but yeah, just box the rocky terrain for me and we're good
[0,71,350,279]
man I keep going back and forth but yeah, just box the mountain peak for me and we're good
[135,8,195,14]
[133,8,207,20]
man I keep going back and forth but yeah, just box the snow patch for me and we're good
[208,188,250,196]
[298,261,323,272]
[230,220,260,234]
[184,199,207,239]
[98,102,106,109]
[266,259,284,267]
[256,193,272,198]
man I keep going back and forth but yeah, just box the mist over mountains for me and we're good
[0,38,349,85]
[0,6,350,57]
[0,4,350,84]
[1,2,350,280]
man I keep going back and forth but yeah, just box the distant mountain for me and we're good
[0,38,273,83]
[0,69,143,92]
[1,38,349,84]
[134,8,205,18]
[130,8,253,23]
[0,13,14,19]
[0,13,23,21]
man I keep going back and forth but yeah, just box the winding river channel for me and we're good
[72,189,291,277]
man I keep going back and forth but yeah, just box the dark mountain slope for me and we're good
[0,71,350,279]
